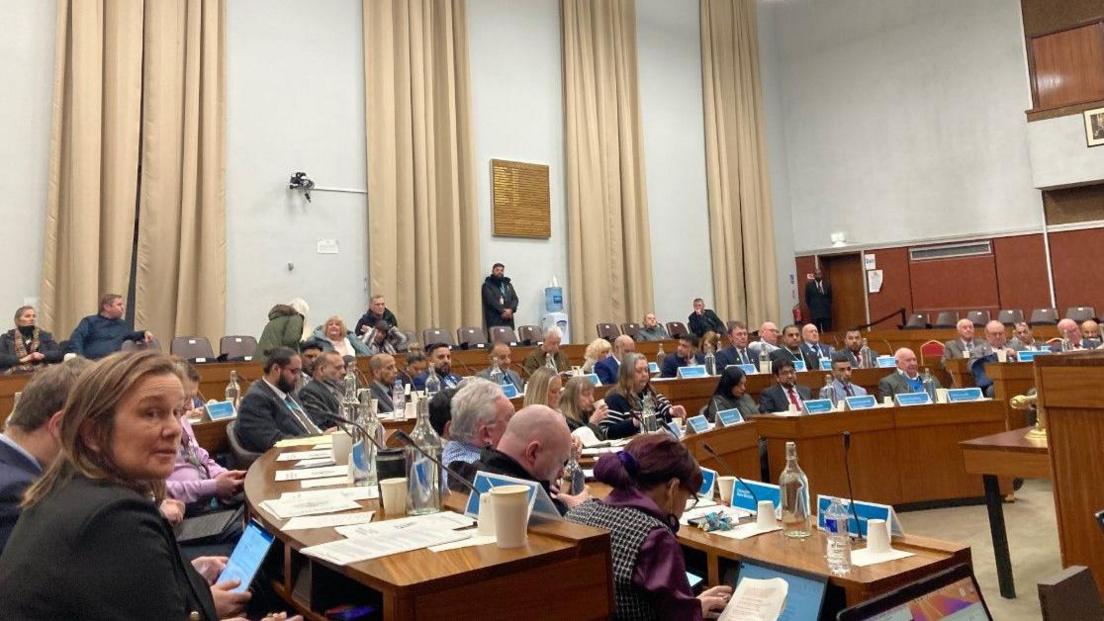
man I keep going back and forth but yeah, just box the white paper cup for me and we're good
[883,396,893,407]
[936,388,949,404]
[717,476,737,505]
[331,432,353,465]
[866,518,891,553]
[477,493,496,537]
[379,477,408,517]
[996,349,1008,363]
[756,500,776,528]
[491,485,530,549]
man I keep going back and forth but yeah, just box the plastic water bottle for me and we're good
[779,441,811,538]
[704,346,716,376]
[824,496,853,575]
[225,370,241,408]
[922,369,936,401]
[391,378,405,418]
[563,446,585,495]
[656,343,666,369]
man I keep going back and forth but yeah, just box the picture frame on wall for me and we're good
[1084,107,1104,147]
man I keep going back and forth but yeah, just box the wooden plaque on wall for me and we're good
[491,159,550,239]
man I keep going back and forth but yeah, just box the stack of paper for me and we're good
[282,512,375,531]
[302,513,477,565]
[719,577,788,621]
[274,465,349,481]
[275,436,332,448]
[276,449,333,462]
[259,495,362,519]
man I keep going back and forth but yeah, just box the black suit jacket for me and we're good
[716,345,756,370]
[804,279,832,320]
[235,379,312,453]
[759,383,812,413]
[770,347,819,373]
[0,475,217,620]
[298,379,342,428]
[0,329,63,372]
[687,309,726,338]
[371,381,395,414]
[0,440,41,553]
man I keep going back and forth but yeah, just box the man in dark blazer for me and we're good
[595,335,635,385]
[369,353,402,414]
[235,347,321,453]
[841,329,878,368]
[0,358,90,552]
[804,268,832,332]
[716,321,757,370]
[759,359,812,413]
[482,263,520,330]
[661,335,706,378]
[770,324,819,372]
[687,298,726,339]
[298,351,345,428]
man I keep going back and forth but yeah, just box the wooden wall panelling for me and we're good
[1043,184,1104,225]
[1029,22,1104,110]
[909,254,1000,313]
[865,247,913,329]
[992,234,1052,315]
[1048,227,1104,313]
[1022,0,1104,39]
[795,255,818,324]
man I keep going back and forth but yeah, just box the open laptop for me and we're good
[837,563,992,620]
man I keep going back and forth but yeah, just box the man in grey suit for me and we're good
[235,347,320,453]
[971,320,1022,360]
[942,319,978,361]
[840,329,878,368]
[369,353,401,414]
[878,348,941,401]
[475,342,525,392]
[759,359,812,413]
[298,351,345,428]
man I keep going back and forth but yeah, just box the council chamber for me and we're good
[1,0,1103,620]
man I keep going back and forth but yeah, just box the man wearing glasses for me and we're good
[235,346,321,453]
[298,351,347,429]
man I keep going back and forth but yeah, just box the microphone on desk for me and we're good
[842,431,862,540]
[700,442,759,506]
[391,429,478,494]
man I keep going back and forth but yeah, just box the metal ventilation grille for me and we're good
[909,241,992,261]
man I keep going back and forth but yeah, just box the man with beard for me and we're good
[413,343,463,391]
[482,263,520,330]
[298,351,346,429]
[235,347,321,452]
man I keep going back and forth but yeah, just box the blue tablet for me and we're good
[217,520,275,592]
[734,560,827,621]
[205,400,237,421]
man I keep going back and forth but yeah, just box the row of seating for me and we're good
[903,307,1097,330]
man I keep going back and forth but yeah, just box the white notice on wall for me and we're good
[317,239,340,254]
[867,269,884,293]
[864,253,876,270]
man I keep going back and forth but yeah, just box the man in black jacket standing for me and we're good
[482,263,519,330]
[687,298,726,339]
[804,268,832,332]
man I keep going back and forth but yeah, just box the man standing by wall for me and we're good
[804,267,832,332]
[482,263,519,331]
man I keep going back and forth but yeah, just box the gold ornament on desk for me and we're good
[1010,389,1047,441]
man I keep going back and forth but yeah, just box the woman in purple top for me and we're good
[566,435,732,620]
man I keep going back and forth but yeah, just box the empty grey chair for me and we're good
[966,310,990,327]
[596,323,620,340]
[219,335,258,361]
[621,323,640,339]
[171,336,215,361]
[422,328,454,348]
[1066,306,1097,322]
[516,324,541,346]
[932,311,959,329]
[1029,308,1058,325]
[225,420,262,469]
[489,326,518,344]
[666,322,689,339]
[997,309,1024,325]
[456,326,487,349]
[903,313,928,329]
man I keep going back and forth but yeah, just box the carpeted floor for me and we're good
[898,479,1061,620]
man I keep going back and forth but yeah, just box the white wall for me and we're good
[1,1,55,321]
[225,0,369,336]
[468,0,568,336]
[1027,114,1104,190]
[759,0,1043,255]
[636,0,714,324]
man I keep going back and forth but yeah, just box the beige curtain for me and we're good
[40,0,144,337]
[363,0,481,337]
[134,0,226,346]
[562,0,655,338]
[700,0,779,326]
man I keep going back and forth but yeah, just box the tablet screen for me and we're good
[217,521,275,592]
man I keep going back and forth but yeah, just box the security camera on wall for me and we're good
[289,171,315,202]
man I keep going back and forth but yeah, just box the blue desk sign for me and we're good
[725,363,759,375]
[583,373,601,386]
[465,471,546,520]
[698,468,717,498]
[732,480,781,514]
[716,408,744,427]
[1015,349,1051,362]
[844,395,877,411]
[677,365,708,379]
[895,392,932,407]
[686,414,710,434]
[205,400,237,421]
[947,387,983,402]
[818,358,832,371]
[816,495,903,537]
[665,421,683,439]
[802,399,835,415]
[500,383,519,399]
[648,361,660,374]
[875,355,896,368]
[736,560,827,621]
[793,360,808,372]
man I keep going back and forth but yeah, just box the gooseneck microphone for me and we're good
[321,411,385,451]
[842,431,862,539]
[701,442,759,506]
[391,429,478,494]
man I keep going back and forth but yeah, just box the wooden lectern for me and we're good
[1034,352,1104,593]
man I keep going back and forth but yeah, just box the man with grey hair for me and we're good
[943,318,977,361]
[443,378,514,491]
[522,325,569,375]
[595,335,634,385]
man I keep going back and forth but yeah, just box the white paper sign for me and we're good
[867,269,883,293]
[316,239,340,254]
[864,253,876,270]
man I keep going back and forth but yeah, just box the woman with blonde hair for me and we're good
[312,315,371,358]
[581,338,612,374]
[523,367,563,410]
[602,353,686,439]
[559,375,609,437]
[0,351,301,620]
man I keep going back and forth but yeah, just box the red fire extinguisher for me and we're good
[792,304,803,323]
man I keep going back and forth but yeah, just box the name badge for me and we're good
[731,480,781,514]
[816,495,903,537]
[802,399,834,415]
[818,358,832,371]
[205,400,237,421]
[677,365,708,379]
[583,373,601,386]
[500,384,519,399]
[947,387,983,402]
[648,362,660,374]
[1015,350,1050,362]
[793,360,808,372]
[895,392,933,407]
[875,355,896,368]
[716,408,744,427]
[845,395,877,410]
[686,414,710,434]
[698,468,717,498]
[665,421,683,439]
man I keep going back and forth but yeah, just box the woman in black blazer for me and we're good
[0,306,62,373]
[0,351,298,621]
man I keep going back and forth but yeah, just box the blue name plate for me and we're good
[802,399,834,415]
[732,480,781,514]
[686,414,710,434]
[205,400,237,421]
[895,392,933,407]
[845,395,877,411]
[947,387,983,402]
[665,421,683,439]
[583,373,601,386]
[818,358,832,371]
[648,361,660,373]
[1015,349,1051,362]
[500,383,519,399]
[816,495,900,537]
[698,468,717,498]
[876,355,896,368]
[677,365,708,379]
[716,408,744,427]
[793,360,808,372]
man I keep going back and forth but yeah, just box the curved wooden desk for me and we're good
[244,447,613,620]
